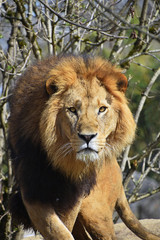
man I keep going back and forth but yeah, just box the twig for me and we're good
[0,94,12,103]
[128,148,160,203]
[132,61,154,71]
[38,0,129,39]
[137,134,160,165]
[14,0,42,60]
[134,67,160,124]
[121,68,160,171]
[44,0,53,55]
[93,0,160,42]
[75,2,98,52]
[129,187,160,203]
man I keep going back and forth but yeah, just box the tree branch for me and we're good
[38,0,129,40]
[121,68,160,171]
[93,0,160,42]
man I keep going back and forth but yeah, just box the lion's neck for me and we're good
[51,152,97,180]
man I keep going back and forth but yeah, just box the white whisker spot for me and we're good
[76,149,99,163]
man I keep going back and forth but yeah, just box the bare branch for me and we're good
[121,68,160,171]
[38,0,129,40]
[134,67,160,124]
[93,0,160,42]
[14,0,42,60]
[129,187,160,203]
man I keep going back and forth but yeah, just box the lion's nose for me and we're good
[78,133,97,144]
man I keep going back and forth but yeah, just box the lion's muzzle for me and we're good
[78,133,98,145]
[76,133,99,162]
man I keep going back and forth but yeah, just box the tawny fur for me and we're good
[9,55,160,240]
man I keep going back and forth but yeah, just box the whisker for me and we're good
[63,147,73,158]
[63,148,73,158]
[55,143,73,159]
[56,143,71,153]
[105,142,113,149]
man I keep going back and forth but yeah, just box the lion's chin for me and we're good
[76,149,99,163]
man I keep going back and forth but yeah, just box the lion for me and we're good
[8,55,159,240]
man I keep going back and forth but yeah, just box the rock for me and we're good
[23,219,160,239]
[114,219,160,240]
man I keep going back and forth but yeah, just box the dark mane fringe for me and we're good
[9,136,96,228]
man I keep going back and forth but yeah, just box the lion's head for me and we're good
[39,56,136,180]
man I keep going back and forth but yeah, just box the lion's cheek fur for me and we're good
[108,102,136,156]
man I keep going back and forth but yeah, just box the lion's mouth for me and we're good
[77,147,98,154]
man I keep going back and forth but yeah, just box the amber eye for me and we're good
[68,107,77,114]
[99,106,107,114]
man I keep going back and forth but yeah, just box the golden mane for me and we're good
[39,56,135,180]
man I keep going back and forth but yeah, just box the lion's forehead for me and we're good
[62,77,112,108]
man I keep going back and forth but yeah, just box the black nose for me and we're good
[78,133,97,144]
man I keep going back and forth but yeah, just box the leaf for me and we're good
[7,65,12,71]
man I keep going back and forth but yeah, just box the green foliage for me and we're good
[126,56,160,153]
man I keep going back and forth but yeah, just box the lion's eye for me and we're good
[99,106,107,114]
[68,107,77,114]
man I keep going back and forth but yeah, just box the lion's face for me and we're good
[40,56,136,179]
[58,77,117,163]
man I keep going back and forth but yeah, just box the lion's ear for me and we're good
[46,78,58,95]
[116,73,128,93]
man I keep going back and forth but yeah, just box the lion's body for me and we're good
[72,158,122,240]
[9,55,159,240]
